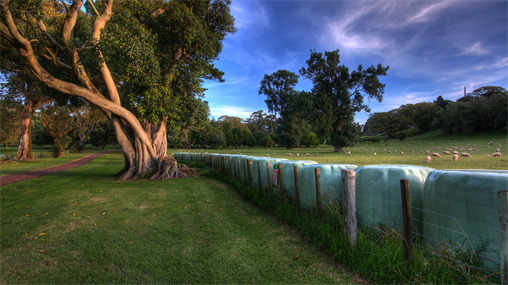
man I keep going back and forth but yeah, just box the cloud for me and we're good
[461,42,489,55]
[210,105,260,119]
[406,1,457,23]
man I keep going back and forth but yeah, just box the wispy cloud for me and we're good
[461,42,489,55]
[406,1,457,23]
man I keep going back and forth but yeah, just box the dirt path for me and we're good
[0,151,118,187]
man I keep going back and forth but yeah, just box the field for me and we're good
[172,130,508,170]
[0,153,364,284]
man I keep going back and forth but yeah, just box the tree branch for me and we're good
[36,16,62,49]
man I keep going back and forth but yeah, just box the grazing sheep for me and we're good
[345,151,351,155]
[491,152,502,158]
[315,153,319,156]
[452,154,459,161]
[452,151,459,155]
[443,151,451,155]
[431,153,441,157]
[425,156,432,163]
[306,153,310,157]
[400,152,404,155]
[461,152,472,158]
[374,152,377,156]
[296,153,300,157]
[426,150,431,154]
[266,154,270,157]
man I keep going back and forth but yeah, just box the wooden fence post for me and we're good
[498,191,508,285]
[279,163,284,203]
[267,163,272,199]
[258,161,262,192]
[341,169,357,247]
[294,165,300,214]
[247,160,253,188]
[315,168,322,218]
[400,179,413,262]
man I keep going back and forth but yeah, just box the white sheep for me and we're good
[431,153,441,157]
[266,154,270,157]
[345,151,351,155]
[315,153,319,156]
[491,152,502,158]
[452,151,459,155]
[400,152,404,155]
[460,152,472,158]
[374,152,377,156]
[425,156,431,163]
[452,154,458,161]
[443,151,451,155]
[306,153,310,157]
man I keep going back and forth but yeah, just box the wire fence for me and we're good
[175,152,508,276]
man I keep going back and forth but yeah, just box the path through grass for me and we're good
[0,153,365,284]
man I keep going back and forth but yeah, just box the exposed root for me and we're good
[150,156,200,180]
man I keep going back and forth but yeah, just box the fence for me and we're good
[175,152,508,277]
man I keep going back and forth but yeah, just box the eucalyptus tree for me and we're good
[0,0,235,179]
[300,49,388,152]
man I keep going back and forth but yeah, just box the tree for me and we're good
[0,97,21,148]
[0,0,235,180]
[301,132,320,147]
[89,121,115,149]
[300,49,388,152]
[70,104,105,151]
[259,70,309,149]
[40,104,73,157]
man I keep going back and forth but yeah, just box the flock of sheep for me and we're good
[260,141,503,164]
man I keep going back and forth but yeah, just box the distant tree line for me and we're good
[363,86,507,139]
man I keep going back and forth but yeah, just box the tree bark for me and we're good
[13,97,40,160]
[333,121,344,153]
[152,120,167,157]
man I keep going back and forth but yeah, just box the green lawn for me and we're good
[0,153,364,284]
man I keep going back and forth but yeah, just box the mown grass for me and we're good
[0,150,112,176]
[173,131,508,170]
[208,167,502,284]
[0,153,364,284]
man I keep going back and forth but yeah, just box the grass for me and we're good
[171,131,508,170]
[209,167,502,284]
[0,153,364,284]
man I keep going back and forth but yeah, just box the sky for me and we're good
[203,0,508,125]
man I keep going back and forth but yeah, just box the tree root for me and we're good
[150,156,199,180]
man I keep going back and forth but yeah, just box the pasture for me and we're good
[174,130,508,170]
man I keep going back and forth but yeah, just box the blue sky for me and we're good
[203,0,507,125]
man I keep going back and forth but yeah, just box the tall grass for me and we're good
[204,165,502,284]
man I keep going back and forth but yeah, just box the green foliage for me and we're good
[88,122,116,149]
[0,98,21,148]
[246,133,256,147]
[333,121,360,148]
[262,136,275,148]
[299,50,388,151]
[301,132,320,147]
[51,135,71,158]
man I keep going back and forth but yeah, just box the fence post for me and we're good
[315,168,322,218]
[400,179,413,262]
[267,163,272,200]
[341,169,357,247]
[247,160,253,188]
[279,163,284,203]
[258,161,262,192]
[237,158,240,179]
[498,191,508,285]
[294,165,300,214]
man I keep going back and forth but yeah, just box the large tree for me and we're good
[259,70,309,149]
[0,0,235,179]
[300,50,388,152]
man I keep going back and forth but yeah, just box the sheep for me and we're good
[306,153,310,157]
[491,152,502,158]
[443,151,451,155]
[266,154,270,157]
[345,151,351,155]
[496,148,500,152]
[426,150,431,154]
[425,156,432,163]
[452,151,459,155]
[400,152,404,155]
[431,153,441,157]
[452,154,459,161]
[315,153,319,156]
[296,153,300,157]
[374,152,377,156]
[460,152,472,158]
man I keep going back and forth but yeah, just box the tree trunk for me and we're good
[150,156,186,180]
[334,121,344,153]
[152,120,167,157]
[13,97,40,160]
